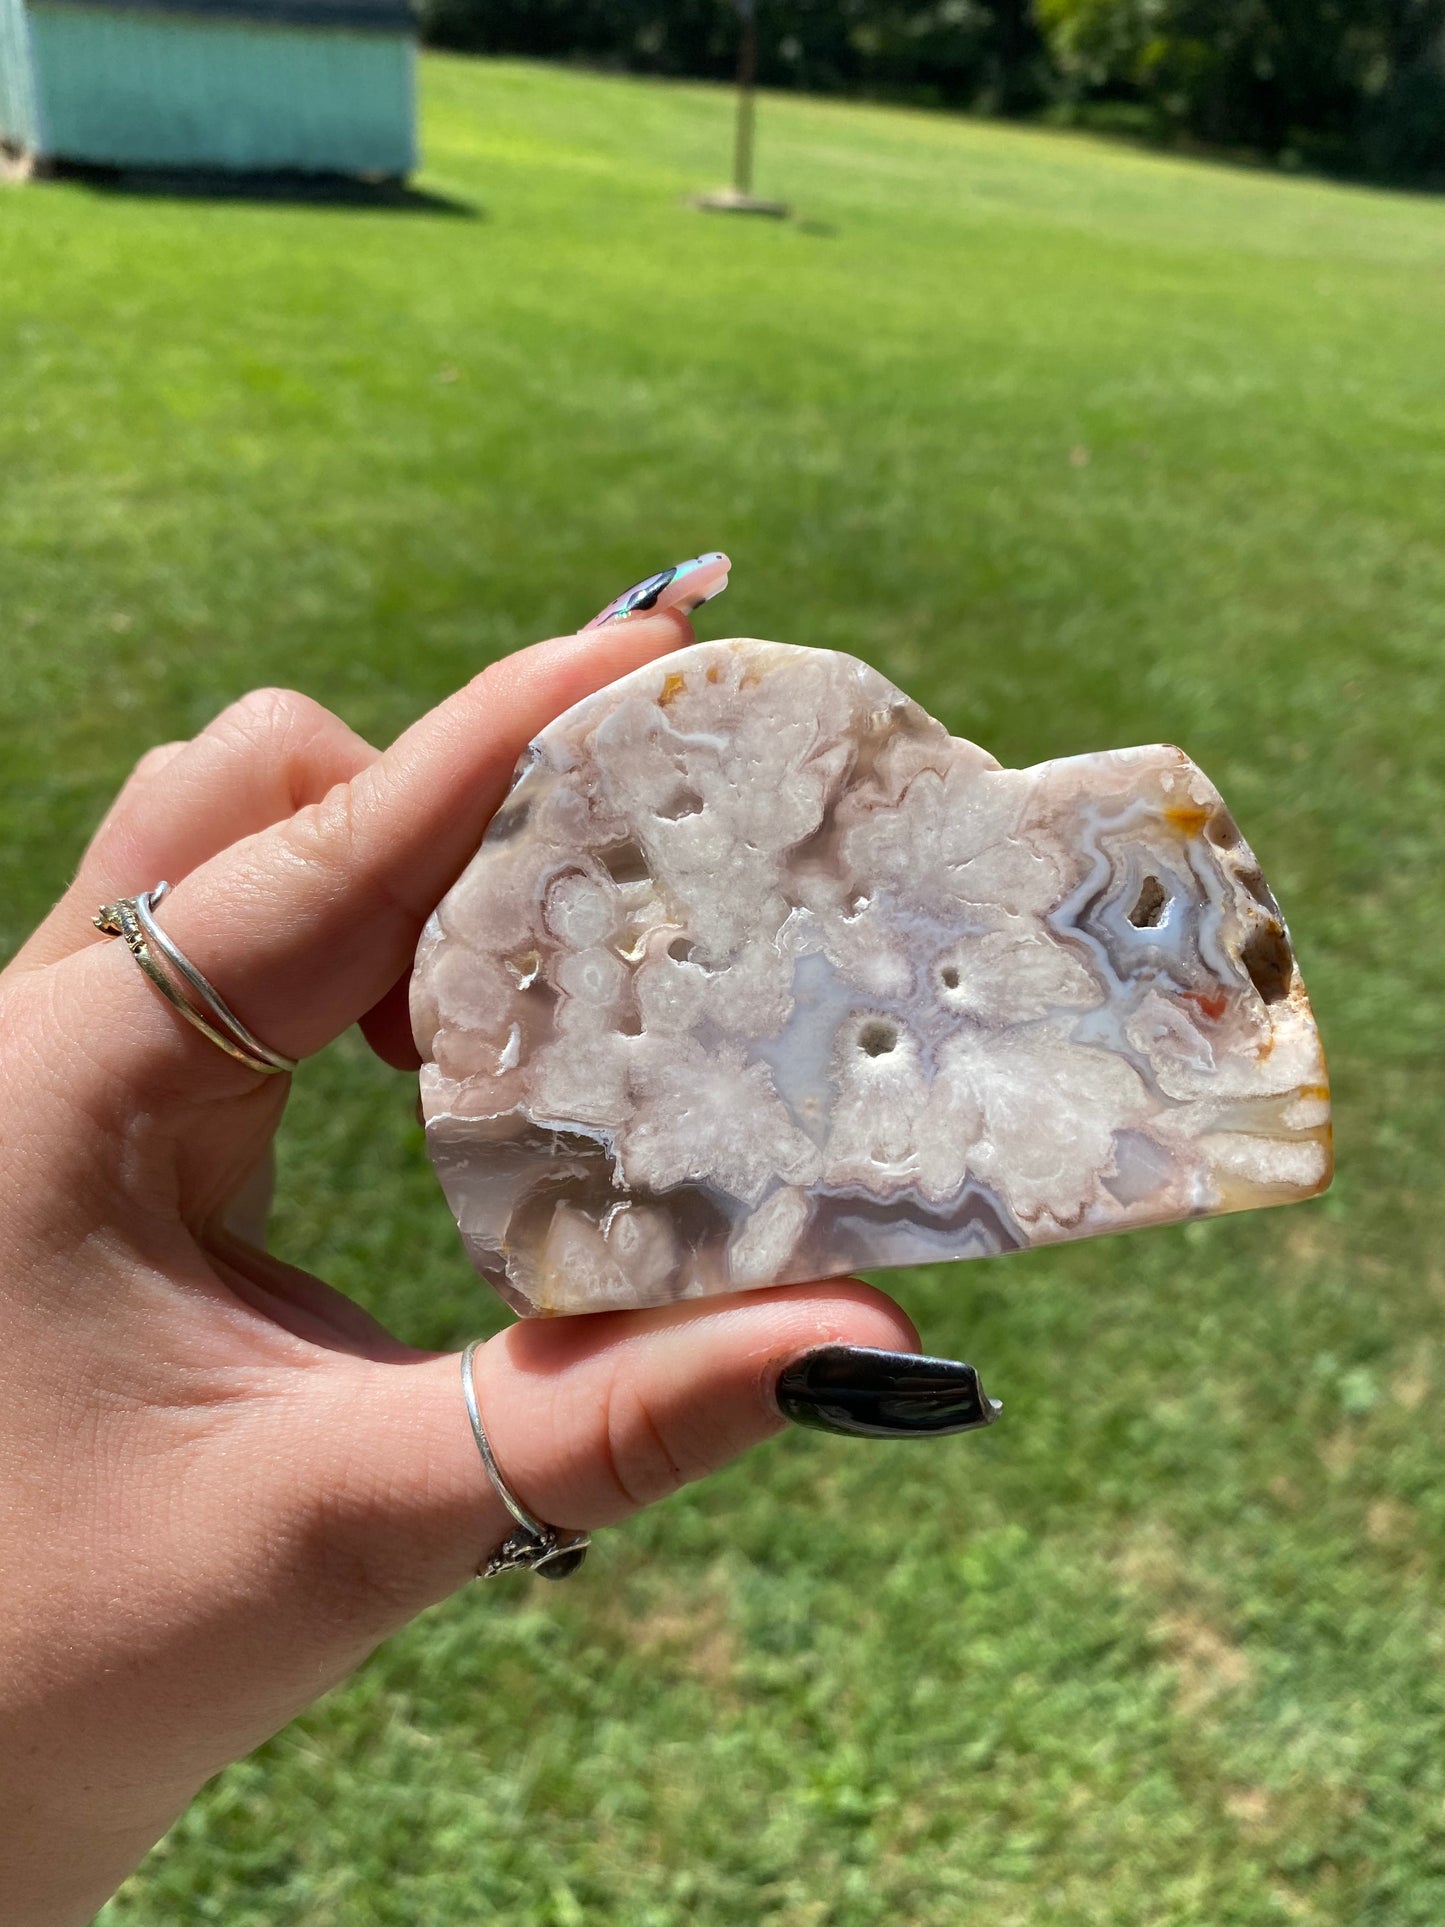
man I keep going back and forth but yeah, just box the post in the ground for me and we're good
[732,0,757,199]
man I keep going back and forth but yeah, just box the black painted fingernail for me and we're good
[775,1346,1001,1439]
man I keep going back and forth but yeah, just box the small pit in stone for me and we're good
[1240,920,1294,1005]
[1205,804,1244,852]
[654,787,703,821]
[858,1020,899,1057]
[940,965,961,991]
[667,936,698,964]
[599,839,651,886]
[1128,875,1169,928]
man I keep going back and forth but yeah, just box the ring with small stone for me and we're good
[460,1342,590,1580]
[93,882,297,1077]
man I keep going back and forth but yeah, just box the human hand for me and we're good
[0,564,982,1924]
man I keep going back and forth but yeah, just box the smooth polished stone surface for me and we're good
[413,640,1331,1315]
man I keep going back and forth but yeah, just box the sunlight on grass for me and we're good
[3,53,1444,1926]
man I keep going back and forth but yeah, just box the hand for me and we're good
[0,593,934,1926]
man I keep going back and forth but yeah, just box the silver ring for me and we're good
[460,1342,590,1581]
[94,882,297,1077]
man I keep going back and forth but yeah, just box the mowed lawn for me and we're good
[4,53,1445,1926]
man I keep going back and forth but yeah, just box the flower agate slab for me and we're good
[412,640,1331,1316]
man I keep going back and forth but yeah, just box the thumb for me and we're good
[294,1281,945,1622]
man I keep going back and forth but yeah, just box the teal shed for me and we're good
[0,0,415,177]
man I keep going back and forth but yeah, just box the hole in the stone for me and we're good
[847,893,870,917]
[940,965,961,991]
[1233,861,1279,915]
[654,787,703,821]
[667,936,698,964]
[1205,804,1243,851]
[1128,875,1169,928]
[1240,920,1293,1005]
[599,840,650,886]
[858,1020,898,1057]
[616,1004,643,1036]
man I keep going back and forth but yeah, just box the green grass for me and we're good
[3,53,1445,1925]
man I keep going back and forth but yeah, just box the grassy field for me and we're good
[3,53,1445,1926]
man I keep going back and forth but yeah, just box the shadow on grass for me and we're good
[44,160,480,218]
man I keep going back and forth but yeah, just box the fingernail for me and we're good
[585,551,731,629]
[775,1345,1001,1439]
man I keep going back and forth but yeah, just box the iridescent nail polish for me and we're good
[586,552,731,629]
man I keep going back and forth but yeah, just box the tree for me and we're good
[1034,0,1445,178]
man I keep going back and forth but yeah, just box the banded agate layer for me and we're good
[412,640,1331,1315]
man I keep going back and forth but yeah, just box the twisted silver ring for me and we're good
[461,1342,590,1581]
[94,882,296,1077]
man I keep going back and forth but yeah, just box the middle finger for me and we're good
[17,688,378,972]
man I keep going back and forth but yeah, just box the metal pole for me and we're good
[732,0,757,200]
[693,0,787,216]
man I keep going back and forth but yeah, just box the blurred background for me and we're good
[429,0,1445,186]
[2,5,1444,1922]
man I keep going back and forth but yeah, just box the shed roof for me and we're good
[32,0,414,32]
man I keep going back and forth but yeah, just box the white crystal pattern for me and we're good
[413,641,1332,1314]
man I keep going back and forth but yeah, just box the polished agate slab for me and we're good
[413,640,1331,1315]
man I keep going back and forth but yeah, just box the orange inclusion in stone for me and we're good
[1184,989,1230,1022]
[1165,804,1211,837]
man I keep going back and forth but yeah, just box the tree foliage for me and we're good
[419,2,1051,112]
[1037,0,1445,177]
[418,0,1445,183]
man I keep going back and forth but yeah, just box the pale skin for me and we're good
[0,606,919,1926]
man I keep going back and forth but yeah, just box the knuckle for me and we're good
[215,684,312,739]
[208,686,340,767]
[277,778,364,883]
[598,1371,695,1514]
[203,686,371,819]
[276,771,426,930]
[128,738,187,785]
